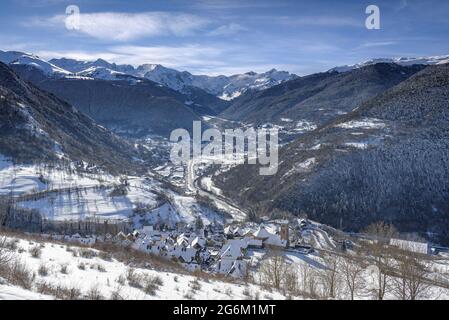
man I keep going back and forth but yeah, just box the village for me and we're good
[32,214,449,281]
[32,217,336,279]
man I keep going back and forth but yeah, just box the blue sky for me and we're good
[1,0,448,75]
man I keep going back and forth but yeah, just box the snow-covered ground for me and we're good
[335,118,386,130]
[0,235,287,300]
[0,281,52,300]
[0,156,117,196]
[0,154,227,227]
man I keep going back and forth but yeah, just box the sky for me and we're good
[0,0,448,76]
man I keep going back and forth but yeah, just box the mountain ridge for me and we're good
[0,61,140,173]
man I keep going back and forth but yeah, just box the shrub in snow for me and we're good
[37,282,81,300]
[0,237,14,270]
[29,246,42,258]
[143,277,159,296]
[77,262,86,270]
[4,239,19,251]
[99,251,113,261]
[65,287,82,300]
[78,248,97,259]
[38,264,48,276]
[110,288,125,300]
[189,278,202,292]
[60,264,69,274]
[94,264,106,272]
[8,260,35,289]
[242,286,252,299]
[116,274,126,286]
[152,275,163,286]
[183,292,194,300]
[126,268,142,288]
[86,286,104,300]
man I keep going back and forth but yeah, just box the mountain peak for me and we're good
[330,55,449,73]
[4,49,297,100]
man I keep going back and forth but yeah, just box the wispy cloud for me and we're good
[207,23,247,36]
[36,45,225,71]
[26,11,210,41]
[359,41,398,48]
[278,16,362,28]
[35,44,303,76]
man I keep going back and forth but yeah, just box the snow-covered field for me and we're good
[1,154,226,227]
[0,156,117,196]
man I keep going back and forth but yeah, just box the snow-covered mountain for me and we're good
[5,50,449,101]
[192,69,298,100]
[330,55,449,73]
[0,50,70,77]
[48,57,135,74]
[49,56,298,100]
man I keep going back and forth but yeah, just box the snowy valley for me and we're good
[1,48,449,301]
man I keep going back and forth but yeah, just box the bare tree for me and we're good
[363,222,397,300]
[282,267,299,297]
[365,222,398,244]
[298,262,319,299]
[258,249,290,290]
[391,250,432,300]
[318,253,342,299]
[0,236,14,276]
[341,254,366,300]
[0,237,10,258]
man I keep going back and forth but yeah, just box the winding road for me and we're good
[186,158,247,221]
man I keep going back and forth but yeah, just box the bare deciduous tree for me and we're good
[0,236,13,273]
[319,253,342,299]
[341,254,366,300]
[283,267,299,297]
[363,222,397,300]
[297,263,319,298]
[258,249,290,290]
[391,250,432,300]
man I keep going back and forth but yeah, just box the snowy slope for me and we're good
[330,55,449,73]
[0,157,224,227]
[0,235,287,300]
[0,281,52,300]
[0,50,70,76]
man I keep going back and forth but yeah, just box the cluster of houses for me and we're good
[39,218,318,278]
[129,221,295,277]
[36,217,448,278]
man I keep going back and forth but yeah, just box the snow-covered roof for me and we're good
[191,236,206,248]
[220,239,248,258]
[253,226,272,239]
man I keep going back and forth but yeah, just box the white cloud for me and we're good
[110,45,224,69]
[27,12,210,41]
[34,45,300,76]
[278,16,361,28]
[207,23,247,36]
[35,45,225,71]
[359,41,397,48]
[35,50,123,62]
